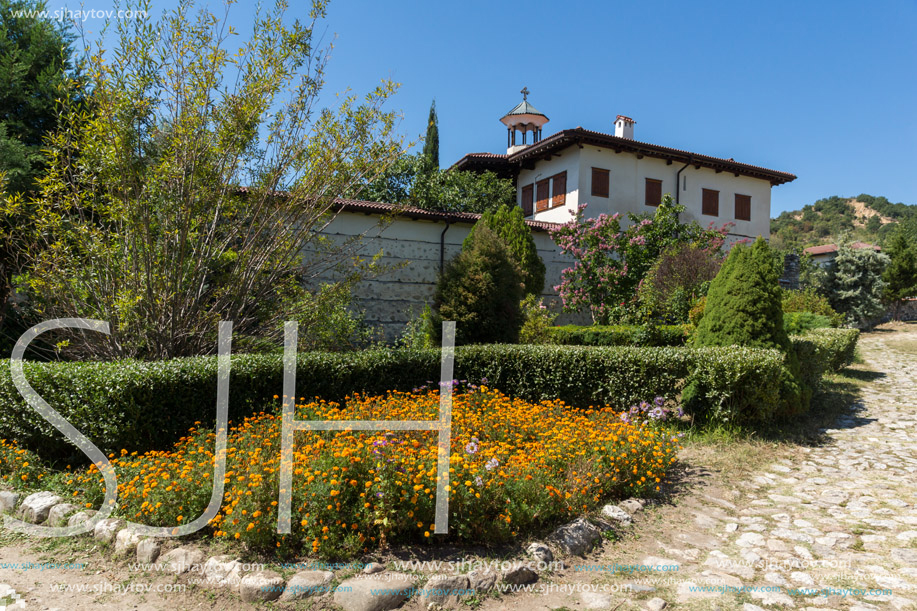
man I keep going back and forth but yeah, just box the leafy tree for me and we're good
[464,205,545,296]
[431,225,524,345]
[689,238,806,418]
[0,0,75,336]
[550,195,730,324]
[421,99,438,174]
[638,242,723,323]
[825,239,890,327]
[351,152,514,213]
[881,228,917,319]
[0,0,74,192]
[17,0,403,359]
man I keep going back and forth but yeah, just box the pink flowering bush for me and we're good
[549,196,731,324]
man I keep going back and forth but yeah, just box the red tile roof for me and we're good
[333,198,560,233]
[616,115,636,123]
[453,127,796,185]
[804,242,882,256]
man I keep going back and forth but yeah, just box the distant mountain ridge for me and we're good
[770,194,917,251]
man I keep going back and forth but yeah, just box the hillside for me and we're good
[770,194,917,251]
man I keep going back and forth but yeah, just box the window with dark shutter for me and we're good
[645,178,662,207]
[735,194,751,221]
[536,179,550,212]
[551,172,567,208]
[591,168,609,197]
[702,189,719,216]
[521,184,534,216]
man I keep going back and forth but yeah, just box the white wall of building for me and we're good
[519,145,773,240]
[308,211,586,339]
[516,154,580,224]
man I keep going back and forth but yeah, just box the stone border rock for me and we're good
[0,487,648,611]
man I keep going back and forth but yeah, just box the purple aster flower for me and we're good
[474,476,484,486]
[485,458,499,471]
[465,441,479,455]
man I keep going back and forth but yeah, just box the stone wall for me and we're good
[308,211,587,338]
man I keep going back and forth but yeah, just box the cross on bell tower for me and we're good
[499,87,549,154]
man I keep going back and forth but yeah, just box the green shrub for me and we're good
[691,238,807,418]
[544,324,689,347]
[518,296,558,344]
[432,225,524,344]
[0,343,787,462]
[638,243,721,323]
[465,206,546,296]
[783,312,833,335]
[802,328,859,372]
[789,328,859,395]
[782,287,844,327]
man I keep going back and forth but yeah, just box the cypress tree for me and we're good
[421,100,439,174]
[464,206,545,296]
[883,229,917,318]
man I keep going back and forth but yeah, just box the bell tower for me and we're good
[500,87,549,154]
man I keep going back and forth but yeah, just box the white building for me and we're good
[454,92,796,241]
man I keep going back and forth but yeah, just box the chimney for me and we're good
[615,115,635,140]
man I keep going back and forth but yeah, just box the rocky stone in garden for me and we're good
[17,491,62,524]
[580,591,614,609]
[136,538,162,564]
[619,498,645,514]
[279,570,334,601]
[646,598,668,611]
[202,555,245,590]
[736,532,765,548]
[601,504,633,525]
[159,547,205,574]
[114,528,142,555]
[0,491,20,514]
[425,574,470,606]
[892,548,917,564]
[363,561,385,574]
[467,569,498,593]
[525,542,553,563]
[92,518,124,544]
[547,518,602,556]
[239,570,286,603]
[66,510,97,527]
[750,588,796,607]
[333,572,416,611]
[46,503,79,527]
[502,565,538,585]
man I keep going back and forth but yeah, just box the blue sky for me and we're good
[72,0,917,217]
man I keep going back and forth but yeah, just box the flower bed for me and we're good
[0,387,680,558]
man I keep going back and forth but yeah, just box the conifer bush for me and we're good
[688,238,808,419]
[464,205,546,296]
[433,225,525,344]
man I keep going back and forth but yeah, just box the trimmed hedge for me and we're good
[545,324,689,347]
[790,327,860,406]
[2,344,776,462]
[0,329,859,461]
